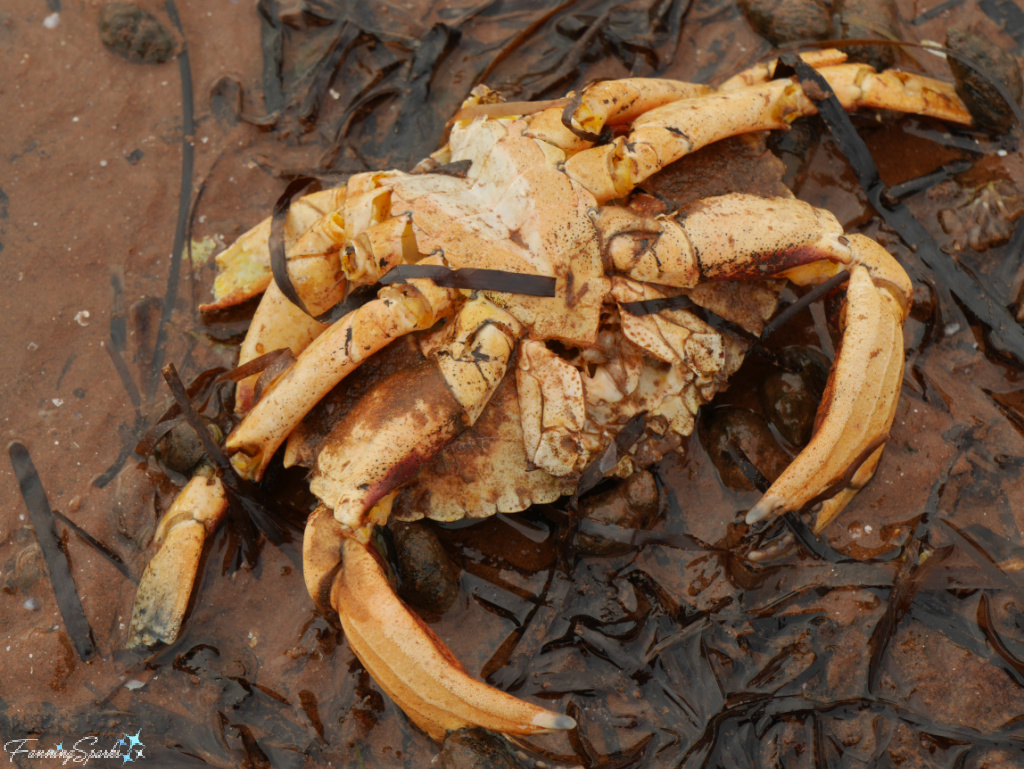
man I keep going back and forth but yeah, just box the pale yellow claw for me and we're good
[322,522,575,741]
[127,474,228,648]
[747,261,907,527]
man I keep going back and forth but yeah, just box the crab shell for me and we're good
[129,50,972,742]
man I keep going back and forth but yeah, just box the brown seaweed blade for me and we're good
[8,442,97,661]
[782,54,1024,365]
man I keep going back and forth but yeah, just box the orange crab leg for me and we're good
[747,236,909,529]
[301,299,574,738]
[225,258,459,480]
[566,62,972,203]
[127,473,228,648]
[595,195,912,529]
[303,508,574,741]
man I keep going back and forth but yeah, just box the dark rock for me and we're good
[156,420,222,475]
[438,728,522,769]
[738,0,831,47]
[834,0,899,72]
[99,3,175,65]
[946,28,1023,134]
[390,521,460,615]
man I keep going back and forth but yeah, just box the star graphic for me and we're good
[124,732,145,763]
[55,743,63,750]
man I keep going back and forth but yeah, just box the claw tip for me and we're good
[531,712,576,731]
[746,496,780,525]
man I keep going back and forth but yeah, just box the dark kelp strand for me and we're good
[9,442,97,661]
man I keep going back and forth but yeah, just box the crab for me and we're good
[128,50,974,742]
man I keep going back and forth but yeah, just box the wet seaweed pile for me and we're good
[6,0,1024,767]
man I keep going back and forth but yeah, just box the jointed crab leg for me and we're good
[302,298,570,738]
[748,236,910,529]
[595,195,912,528]
[226,258,459,480]
[304,508,574,741]
[566,62,972,202]
[527,78,714,153]
[201,187,347,312]
[311,297,523,533]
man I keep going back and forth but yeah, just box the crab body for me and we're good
[129,51,975,742]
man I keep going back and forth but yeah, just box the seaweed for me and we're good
[149,0,196,402]
[8,442,97,661]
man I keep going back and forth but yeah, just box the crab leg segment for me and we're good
[748,236,910,529]
[311,297,522,534]
[200,187,347,311]
[595,193,853,287]
[596,196,911,527]
[567,63,972,202]
[127,474,228,648]
[303,508,575,741]
[528,78,713,153]
[226,260,459,480]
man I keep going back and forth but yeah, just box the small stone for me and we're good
[390,522,460,616]
[576,470,660,556]
[23,598,39,611]
[43,12,60,29]
[946,28,1023,134]
[156,419,221,475]
[738,0,831,46]
[760,347,830,448]
[99,3,175,65]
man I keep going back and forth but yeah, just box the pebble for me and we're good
[946,28,1023,134]
[390,522,460,616]
[99,3,175,65]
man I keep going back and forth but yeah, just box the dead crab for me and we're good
[129,50,973,741]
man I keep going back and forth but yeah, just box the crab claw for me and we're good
[128,473,228,648]
[304,506,575,741]
[747,236,910,530]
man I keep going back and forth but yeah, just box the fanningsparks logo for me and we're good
[3,733,145,765]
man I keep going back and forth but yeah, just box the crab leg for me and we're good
[718,48,850,90]
[303,508,574,740]
[200,187,347,312]
[528,78,713,154]
[127,473,228,648]
[567,62,972,203]
[226,258,459,480]
[310,297,523,533]
[747,235,910,529]
[301,299,571,738]
[595,195,912,528]
[233,209,418,414]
